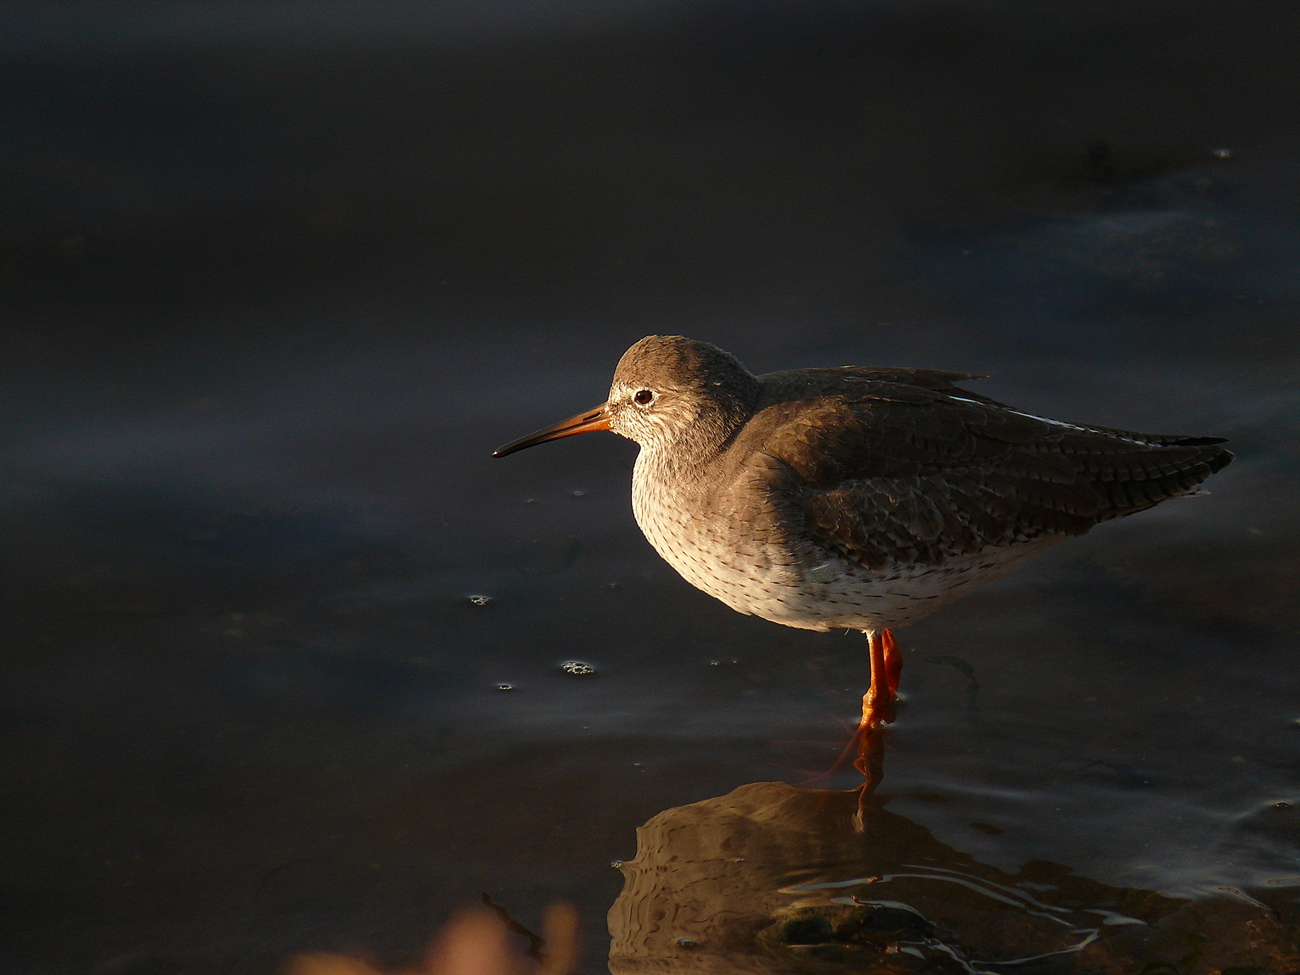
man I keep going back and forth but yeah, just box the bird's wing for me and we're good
[744,372,1230,570]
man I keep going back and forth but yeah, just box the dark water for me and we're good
[3,3,1299,973]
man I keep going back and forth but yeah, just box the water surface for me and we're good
[2,3,1299,972]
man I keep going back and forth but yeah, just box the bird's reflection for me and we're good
[851,726,885,808]
[608,781,1298,974]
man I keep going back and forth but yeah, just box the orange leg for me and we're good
[883,627,902,695]
[859,627,901,730]
[842,628,903,785]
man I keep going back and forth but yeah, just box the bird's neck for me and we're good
[633,438,703,491]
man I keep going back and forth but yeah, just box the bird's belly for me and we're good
[768,540,1060,631]
[632,482,1060,632]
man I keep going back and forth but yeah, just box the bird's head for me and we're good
[492,335,761,458]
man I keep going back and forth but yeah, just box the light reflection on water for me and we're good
[607,783,1300,974]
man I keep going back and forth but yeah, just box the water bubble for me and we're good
[676,938,699,949]
[1275,801,1292,810]
[495,683,516,692]
[1212,147,1234,159]
[609,860,624,869]
[571,489,586,497]
[560,660,596,676]
[467,594,493,607]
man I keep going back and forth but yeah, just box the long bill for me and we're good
[492,403,612,457]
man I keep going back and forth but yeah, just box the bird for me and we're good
[493,335,1233,734]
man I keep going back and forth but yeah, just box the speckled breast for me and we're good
[629,450,1059,634]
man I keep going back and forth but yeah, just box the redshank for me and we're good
[493,335,1233,732]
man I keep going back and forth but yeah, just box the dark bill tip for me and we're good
[492,404,612,457]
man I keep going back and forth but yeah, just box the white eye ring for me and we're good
[633,389,655,406]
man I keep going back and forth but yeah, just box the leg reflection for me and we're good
[853,725,886,829]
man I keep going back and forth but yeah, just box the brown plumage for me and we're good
[494,335,1232,733]
[748,364,1231,571]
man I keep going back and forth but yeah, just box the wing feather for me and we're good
[740,371,1231,571]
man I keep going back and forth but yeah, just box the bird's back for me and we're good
[740,366,1233,573]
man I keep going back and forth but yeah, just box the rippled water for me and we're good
[3,3,1299,973]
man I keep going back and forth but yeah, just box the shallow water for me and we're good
[3,3,1300,973]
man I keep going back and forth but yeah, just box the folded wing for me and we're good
[748,368,1232,570]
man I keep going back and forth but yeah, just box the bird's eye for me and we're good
[633,389,655,406]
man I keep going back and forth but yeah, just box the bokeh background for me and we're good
[3,2,1299,973]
